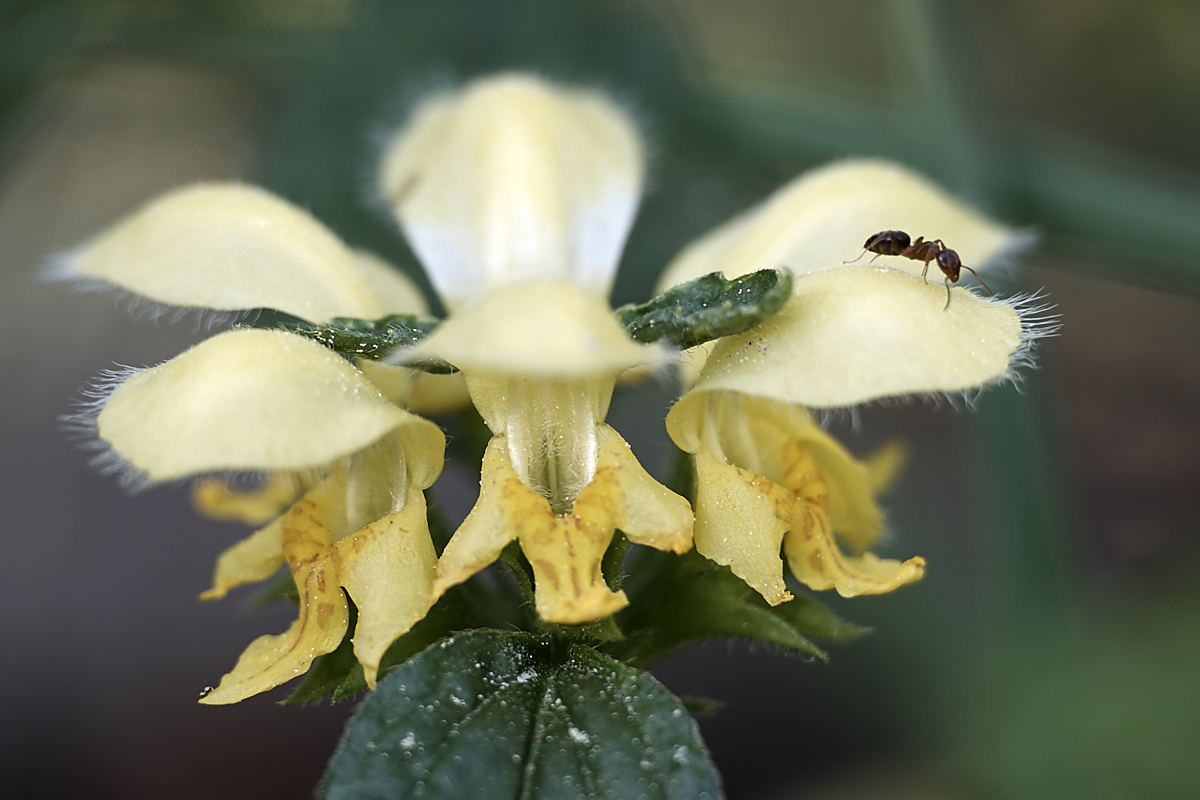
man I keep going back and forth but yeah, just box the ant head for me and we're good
[864,230,911,256]
[936,248,961,281]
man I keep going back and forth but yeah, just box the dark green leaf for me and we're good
[257,312,455,373]
[614,269,792,350]
[606,550,865,667]
[319,630,724,800]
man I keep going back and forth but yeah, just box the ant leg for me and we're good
[961,265,994,295]
[920,259,931,283]
[943,276,953,311]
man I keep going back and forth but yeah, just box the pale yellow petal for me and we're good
[783,515,925,598]
[192,473,303,525]
[659,159,1021,291]
[593,425,692,554]
[862,439,911,495]
[379,74,643,308]
[390,416,446,494]
[690,265,1024,408]
[691,447,793,606]
[199,514,285,601]
[517,463,628,625]
[60,183,385,321]
[356,359,471,416]
[405,372,472,415]
[97,329,410,482]
[350,250,430,315]
[333,487,437,688]
[461,373,611,508]
[403,280,662,377]
[319,428,445,541]
[666,389,910,602]
[433,437,521,599]
[668,391,884,549]
[200,491,348,704]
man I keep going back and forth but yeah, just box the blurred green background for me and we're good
[2,1,1197,798]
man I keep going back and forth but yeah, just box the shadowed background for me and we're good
[2,1,1197,798]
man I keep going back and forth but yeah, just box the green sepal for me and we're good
[318,630,724,800]
[604,549,866,668]
[615,268,792,349]
[247,310,455,372]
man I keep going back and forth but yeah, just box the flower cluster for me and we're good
[60,74,1047,703]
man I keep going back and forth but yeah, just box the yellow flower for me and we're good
[62,72,1051,702]
[58,184,451,701]
[377,74,693,624]
[661,161,1050,603]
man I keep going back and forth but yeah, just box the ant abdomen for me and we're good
[863,230,910,256]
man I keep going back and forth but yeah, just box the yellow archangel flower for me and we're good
[376,76,694,624]
[56,184,458,703]
[661,160,1050,604]
[59,71,1049,701]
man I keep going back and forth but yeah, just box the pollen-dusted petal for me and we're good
[690,265,1024,408]
[333,486,437,688]
[594,425,693,555]
[659,159,1020,291]
[691,447,793,606]
[192,473,303,525]
[200,489,349,704]
[199,514,285,601]
[783,516,925,598]
[379,74,643,308]
[59,183,385,321]
[667,391,884,551]
[350,250,430,315]
[404,280,662,377]
[434,435,631,625]
[517,462,628,625]
[97,328,411,482]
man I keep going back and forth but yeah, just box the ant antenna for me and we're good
[961,265,993,295]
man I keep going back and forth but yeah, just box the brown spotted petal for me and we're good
[433,425,691,625]
[200,481,351,705]
[667,390,924,603]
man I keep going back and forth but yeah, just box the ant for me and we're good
[849,230,993,310]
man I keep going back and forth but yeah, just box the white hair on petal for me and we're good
[915,288,1060,408]
[61,364,151,491]
[43,251,246,334]
[999,289,1061,380]
[44,246,294,331]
